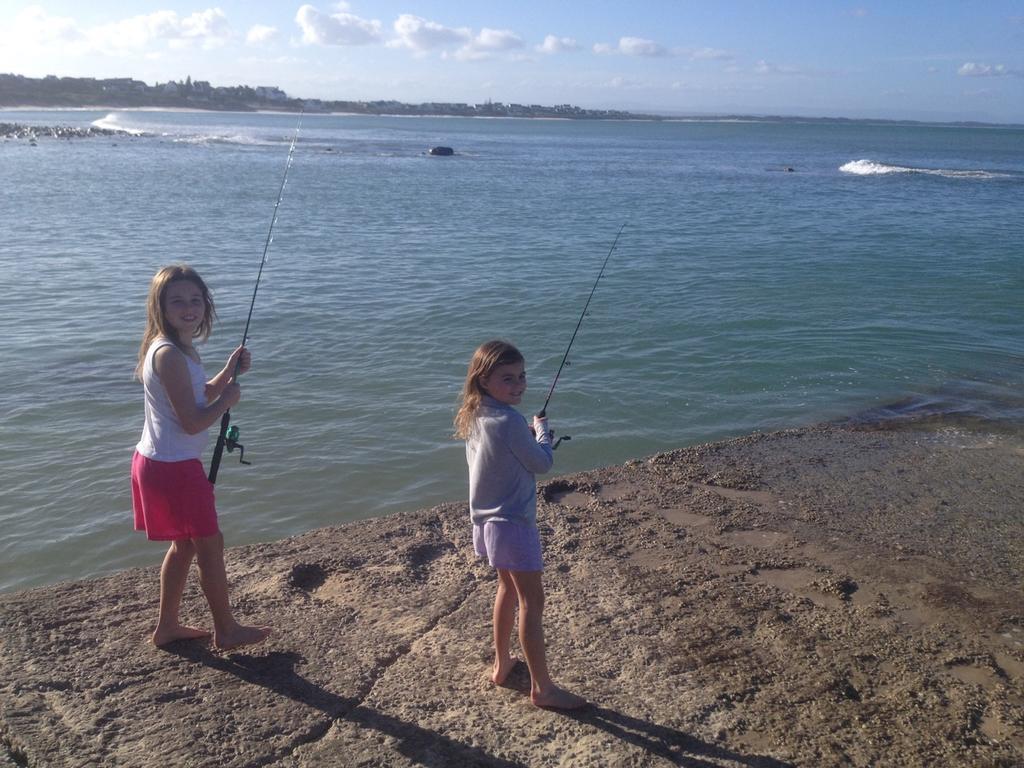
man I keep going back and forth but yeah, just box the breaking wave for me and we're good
[88,113,292,145]
[90,113,146,136]
[839,158,1010,179]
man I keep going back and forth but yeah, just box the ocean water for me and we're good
[1,109,1022,593]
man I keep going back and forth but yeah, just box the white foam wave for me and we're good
[171,133,281,146]
[90,113,146,136]
[90,114,284,146]
[839,158,1009,179]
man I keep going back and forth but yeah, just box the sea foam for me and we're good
[171,133,277,146]
[90,113,145,136]
[839,158,1008,179]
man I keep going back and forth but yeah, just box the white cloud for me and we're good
[246,25,278,45]
[958,62,1017,77]
[100,11,181,50]
[754,59,801,75]
[593,38,731,61]
[3,6,234,54]
[536,34,579,54]
[295,4,382,46]
[389,14,469,51]
[606,75,646,89]
[687,47,732,61]
[619,36,666,57]
[7,5,83,47]
[180,8,230,48]
[182,9,229,39]
[593,36,667,57]
[455,27,524,60]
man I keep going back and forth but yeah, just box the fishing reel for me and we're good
[531,425,571,450]
[549,430,572,451]
[224,425,251,466]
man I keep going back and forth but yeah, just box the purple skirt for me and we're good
[473,520,543,572]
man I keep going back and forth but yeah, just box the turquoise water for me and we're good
[1,109,1022,593]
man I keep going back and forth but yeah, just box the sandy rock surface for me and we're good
[2,422,1022,767]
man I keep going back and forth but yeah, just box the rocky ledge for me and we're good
[1,422,1022,767]
[0,123,126,140]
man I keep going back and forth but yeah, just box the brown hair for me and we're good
[454,339,524,439]
[134,264,217,379]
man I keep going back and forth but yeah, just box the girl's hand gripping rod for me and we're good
[208,115,302,484]
[538,222,627,449]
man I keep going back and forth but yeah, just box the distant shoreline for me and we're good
[2,104,1022,131]
[3,73,1022,129]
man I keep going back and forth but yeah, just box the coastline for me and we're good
[4,105,1023,130]
[2,419,1021,766]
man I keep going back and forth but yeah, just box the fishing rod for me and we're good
[538,222,627,448]
[208,114,302,484]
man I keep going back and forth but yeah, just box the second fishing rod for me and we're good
[538,222,627,448]
[208,115,302,484]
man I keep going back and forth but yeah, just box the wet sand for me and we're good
[1,420,1022,766]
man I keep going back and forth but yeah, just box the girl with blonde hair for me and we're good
[132,264,271,650]
[456,339,585,709]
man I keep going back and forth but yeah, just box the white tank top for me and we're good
[135,338,209,462]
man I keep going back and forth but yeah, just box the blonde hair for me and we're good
[135,264,217,380]
[454,339,524,439]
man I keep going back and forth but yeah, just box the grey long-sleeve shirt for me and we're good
[466,395,553,526]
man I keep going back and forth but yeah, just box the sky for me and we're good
[2,1,1023,123]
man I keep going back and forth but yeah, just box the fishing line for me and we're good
[538,221,627,442]
[209,114,302,484]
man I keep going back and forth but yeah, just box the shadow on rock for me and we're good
[557,705,794,768]
[162,644,528,768]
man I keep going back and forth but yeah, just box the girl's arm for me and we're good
[205,345,250,402]
[155,346,241,435]
[505,414,554,474]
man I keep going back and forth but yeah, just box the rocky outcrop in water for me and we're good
[0,122,126,140]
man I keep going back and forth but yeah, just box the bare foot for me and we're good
[492,656,520,686]
[532,685,588,710]
[151,625,212,647]
[214,624,272,651]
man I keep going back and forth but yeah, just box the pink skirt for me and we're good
[131,451,219,541]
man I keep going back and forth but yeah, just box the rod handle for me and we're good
[208,410,231,484]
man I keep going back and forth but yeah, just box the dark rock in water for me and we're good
[428,145,454,156]
[0,122,125,140]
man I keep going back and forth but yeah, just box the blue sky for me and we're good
[2,2,1023,123]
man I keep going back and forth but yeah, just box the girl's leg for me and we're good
[491,569,518,685]
[508,570,586,709]
[152,539,211,646]
[193,532,271,650]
